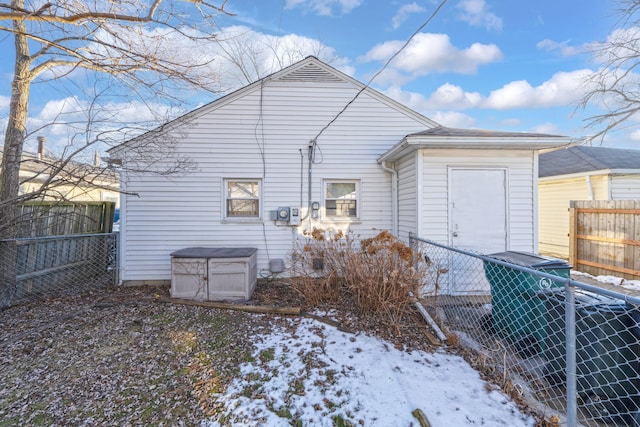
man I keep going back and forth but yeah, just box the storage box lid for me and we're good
[170,247,257,258]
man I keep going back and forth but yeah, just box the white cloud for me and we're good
[211,25,350,88]
[589,27,640,65]
[360,33,502,84]
[382,86,475,128]
[24,94,187,156]
[629,129,640,141]
[483,69,593,110]
[426,83,483,110]
[392,3,426,30]
[530,122,564,135]
[383,70,593,113]
[285,0,361,16]
[431,110,476,128]
[383,86,431,112]
[37,96,87,124]
[537,39,584,57]
[456,0,502,31]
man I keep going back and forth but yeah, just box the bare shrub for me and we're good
[290,229,427,322]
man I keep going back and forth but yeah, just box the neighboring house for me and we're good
[109,56,573,294]
[538,145,640,259]
[1,149,120,206]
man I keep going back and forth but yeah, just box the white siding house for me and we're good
[538,146,640,259]
[378,129,572,295]
[110,56,573,288]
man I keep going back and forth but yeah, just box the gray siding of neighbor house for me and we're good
[611,174,640,199]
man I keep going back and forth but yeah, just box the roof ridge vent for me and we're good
[277,62,342,82]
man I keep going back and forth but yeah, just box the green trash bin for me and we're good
[541,289,640,423]
[483,251,571,357]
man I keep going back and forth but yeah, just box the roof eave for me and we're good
[378,135,576,162]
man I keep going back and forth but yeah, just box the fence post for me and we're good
[568,206,577,269]
[565,281,577,427]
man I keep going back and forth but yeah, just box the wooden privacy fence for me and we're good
[569,200,640,280]
[16,201,116,237]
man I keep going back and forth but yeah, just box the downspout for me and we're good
[380,161,398,236]
[585,175,594,201]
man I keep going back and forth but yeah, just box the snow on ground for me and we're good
[203,316,535,427]
[572,270,640,292]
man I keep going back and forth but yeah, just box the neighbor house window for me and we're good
[324,180,359,219]
[225,179,261,218]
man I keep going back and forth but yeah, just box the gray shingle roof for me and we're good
[539,146,640,178]
[408,126,564,139]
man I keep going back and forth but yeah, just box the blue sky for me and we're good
[213,0,624,145]
[0,0,635,156]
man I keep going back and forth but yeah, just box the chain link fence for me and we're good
[411,233,640,427]
[0,233,118,307]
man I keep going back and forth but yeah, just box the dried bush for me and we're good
[290,228,427,322]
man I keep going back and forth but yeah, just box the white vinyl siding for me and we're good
[417,149,536,252]
[396,153,418,243]
[117,64,435,283]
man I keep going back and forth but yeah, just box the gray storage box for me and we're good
[170,247,258,301]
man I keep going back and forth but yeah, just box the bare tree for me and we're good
[213,26,340,87]
[0,0,232,305]
[579,0,640,144]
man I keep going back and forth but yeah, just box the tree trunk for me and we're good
[0,1,31,307]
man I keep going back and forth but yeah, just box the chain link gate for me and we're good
[411,233,640,427]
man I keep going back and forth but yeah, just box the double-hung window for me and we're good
[224,179,261,219]
[324,180,359,219]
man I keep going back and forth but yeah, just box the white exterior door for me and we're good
[448,168,507,294]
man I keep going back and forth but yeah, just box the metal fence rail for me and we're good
[410,233,640,427]
[0,233,118,307]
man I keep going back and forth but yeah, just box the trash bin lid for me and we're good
[486,251,571,269]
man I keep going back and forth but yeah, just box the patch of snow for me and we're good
[203,317,535,426]
[572,270,640,292]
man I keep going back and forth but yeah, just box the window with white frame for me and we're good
[224,179,261,218]
[324,180,359,219]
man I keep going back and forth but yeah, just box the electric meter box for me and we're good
[289,207,300,225]
[270,207,300,225]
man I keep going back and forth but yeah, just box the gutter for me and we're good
[380,161,398,236]
[585,175,595,201]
